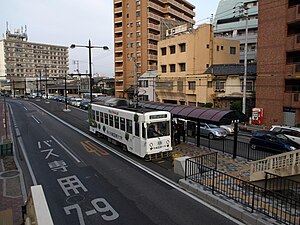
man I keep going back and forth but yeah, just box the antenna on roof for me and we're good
[6,21,10,34]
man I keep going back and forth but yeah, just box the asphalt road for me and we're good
[8,98,242,225]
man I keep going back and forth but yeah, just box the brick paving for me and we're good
[172,142,251,181]
[0,99,24,225]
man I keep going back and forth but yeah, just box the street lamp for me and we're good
[70,40,109,103]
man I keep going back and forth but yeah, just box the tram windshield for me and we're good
[147,121,170,138]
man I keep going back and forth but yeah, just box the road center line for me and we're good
[51,135,81,163]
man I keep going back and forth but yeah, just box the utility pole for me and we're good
[44,64,48,100]
[242,4,249,115]
[133,43,138,108]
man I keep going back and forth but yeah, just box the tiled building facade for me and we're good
[256,0,300,126]
[113,0,195,98]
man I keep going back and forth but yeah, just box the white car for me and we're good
[270,125,300,145]
[220,124,236,135]
[71,98,83,107]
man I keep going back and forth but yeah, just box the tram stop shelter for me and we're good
[139,101,247,149]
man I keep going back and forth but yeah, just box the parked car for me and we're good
[249,130,300,153]
[220,124,236,135]
[270,125,300,145]
[79,100,90,110]
[71,97,83,107]
[199,122,228,139]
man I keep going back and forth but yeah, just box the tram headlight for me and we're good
[166,140,170,147]
[149,143,153,150]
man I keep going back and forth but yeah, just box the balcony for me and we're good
[114,26,122,33]
[286,34,300,51]
[287,5,300,23]
[148,54,158,60]
[114,16,122,23]
[147,43,157,51]
[148,33,159,41]
[165,7,195,24]
[148,12,162,22]
[114,36,123,43]
[148,2,164,14]
[115,56,123,62]
[115,46,123,52]
[148,23,160,31]
[163,0,195,18]
[147,65,157,71]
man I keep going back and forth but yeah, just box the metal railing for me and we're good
[185,135,274,161]
[185,158,300,225]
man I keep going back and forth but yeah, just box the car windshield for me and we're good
[208,124,219,129]
[275,133,289,142]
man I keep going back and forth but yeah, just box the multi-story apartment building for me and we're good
[256,0,300,127]
[156,24,240,106]
[214,0,258,64]
[0,29,68,95]
[113,0,195,98]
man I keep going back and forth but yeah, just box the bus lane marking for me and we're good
[80,141,110,157]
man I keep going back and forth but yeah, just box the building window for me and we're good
[136,11,140,17]
[170,64,175,72]
[127,13,129,18]
[179,63,186,72]
[161,65,167,73]
[139,80,148,87]
[230,47,236,55]
[169,45,175,54]
[126,3,129,8]
[221,46,224,50]
[136,41,141,47]
[177,81,183,92]
[136,21,141,27]
[136,31,141,37]
[179,43,186,52]
[216,81,225,90]
[161,47,166,55]
[188,81,196,90]
[217,45,220,51]
[241,81,254,92]
[208,81,212,88]
[206,44,209,48]
[136,0,140,6]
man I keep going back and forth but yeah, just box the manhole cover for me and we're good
[1,170,19,178]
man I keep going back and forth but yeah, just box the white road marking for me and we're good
[24,107,28,111]
[51,135,81,163]
[57,175,87,197]
[31,115,40,124]
[85,209,97,216]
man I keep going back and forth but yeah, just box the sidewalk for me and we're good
[172,142,251,181]
[0,98,24,225]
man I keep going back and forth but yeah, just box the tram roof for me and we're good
[139,102,247,125]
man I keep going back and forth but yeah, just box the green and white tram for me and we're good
[89,98,172,160]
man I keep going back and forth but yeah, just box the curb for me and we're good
[179,179,280,225]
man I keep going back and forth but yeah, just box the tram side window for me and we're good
[114,116,119,129]
[96,111,100,122]
[135,122,140,137]
[109,115,114,127]
[100,112,104,123]
[142,124,146,138]
[120,117,125,131]
[126,119,132,134]
[104,113,108,125]
[92,110,95,120]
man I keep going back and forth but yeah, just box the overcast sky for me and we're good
[1,0,220,77]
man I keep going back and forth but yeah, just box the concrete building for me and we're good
[256,0,300,127]
[0,28,69,96]
[156,24,240,106]
[113,0,195,99]
[214,0,258,64]
[138,70,157,102]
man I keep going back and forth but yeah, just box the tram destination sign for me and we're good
[150,114,167,119]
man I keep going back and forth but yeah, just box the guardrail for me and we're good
[250,149,300,181]
[185,158,300,225]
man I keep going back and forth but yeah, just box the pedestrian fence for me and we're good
[185,136,274,161]
[185,154,300,225]
[0,142,13,156]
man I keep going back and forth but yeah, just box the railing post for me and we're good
[185,158,188,180]
[251,185,255,213]
[247,143,250,160]
[212,169,215,194]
